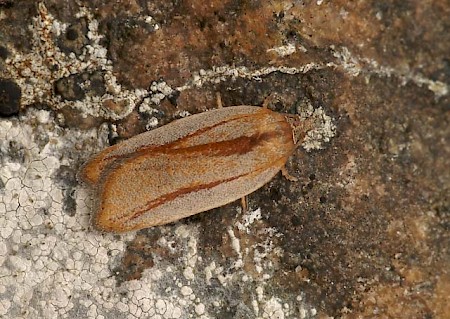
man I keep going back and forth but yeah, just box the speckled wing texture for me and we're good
[80,106,296,232]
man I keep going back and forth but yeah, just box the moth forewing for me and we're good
[80,105,309,233]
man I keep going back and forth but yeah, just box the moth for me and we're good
[79,98,313,233]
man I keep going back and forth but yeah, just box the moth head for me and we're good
[284,114,316,145]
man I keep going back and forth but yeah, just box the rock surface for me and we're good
[0,1,448,318]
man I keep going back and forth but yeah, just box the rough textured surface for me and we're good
[0,1,448,319]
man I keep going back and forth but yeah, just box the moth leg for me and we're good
[241,196,248,212]
[216,92,223,108]
[262,93,277,109]
[281,166,298,182]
